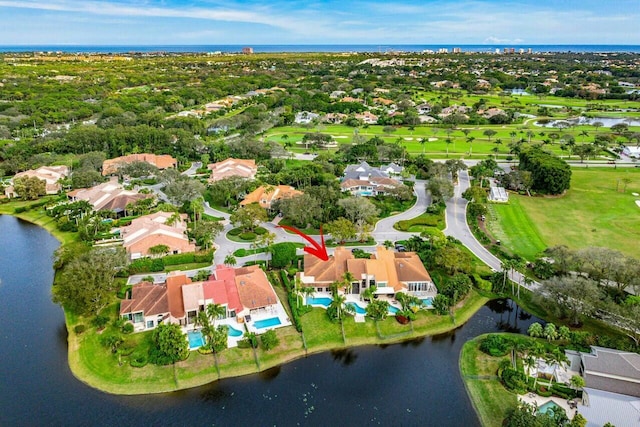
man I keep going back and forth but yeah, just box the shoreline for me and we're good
[1,208,489,396]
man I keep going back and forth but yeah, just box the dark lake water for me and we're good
[0,215,541,427]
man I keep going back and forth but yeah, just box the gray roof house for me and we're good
[343,161,403,181]
[567,346,640,427]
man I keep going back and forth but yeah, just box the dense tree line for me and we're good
[518,148,571,195]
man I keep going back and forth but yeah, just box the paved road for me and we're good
[181,161,202,176]
[443,169,539,291]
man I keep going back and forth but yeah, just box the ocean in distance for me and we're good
[1,44,640,54]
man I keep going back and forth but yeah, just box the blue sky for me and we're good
[0,0,638,45]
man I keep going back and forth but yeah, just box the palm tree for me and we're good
[224,254,237,267]
[528,322,544,338]
[419,137,427,154]
[445,137,453,157]
[330,293,349,321]
[526,130,534,144]
[342,272,356,295]
[543,323,559,342]
[301,286,315,307]
[206,303,226,328]
[524,355,536,378]
[190,197,204,228]
[361,284,377,303]
[466,136,475,156]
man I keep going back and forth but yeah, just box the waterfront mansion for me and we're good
[298,246,437,298]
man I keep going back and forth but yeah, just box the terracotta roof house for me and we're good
[119,282,170,331]
[120,265,283,333]
[298,246,436,297]
[354,111,378,124]
[340,96,364,104]
[234,265,279,311]
[102,153,177,176]
[120,211,195,260]
[4,165,69,198]
[373,97,395,106]
[323,113,348,124]
[67,177,151,214]
[240,185,302,209]
[207,158,257,183]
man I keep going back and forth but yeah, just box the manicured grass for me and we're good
[460,335,517,427]
[486,198,547,261]
[164,262,211,272]
[491,168,640,258]
[0,200,79,245]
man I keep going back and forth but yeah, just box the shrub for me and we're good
[254,227,267,235]
[239,232,256,241]
[193,251,214,263]
[92,313,110,329]
[271,242,298,268]
[228,227,242,236]
[244,332,258,348]
[74,324,86,334]
[260,330,279,351]
[501,368,529,394]
[122,323,134,334]
[129,353,148,368]
[117,284,132,299]
[480,334,510,356]
[162,253,196,266]
[537,385,553,397]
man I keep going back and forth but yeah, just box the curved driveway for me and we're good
[443,169,539,291]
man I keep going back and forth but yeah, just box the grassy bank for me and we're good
[0,199,79,245]
[66,290,488,395]
[459,334,517,427]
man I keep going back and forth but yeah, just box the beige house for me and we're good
[102,153,177,176]
[207,158,257,182]
[298,246,437,297]
[120,211,195,259]
[67,177,151,214]
[4,165,69,198]
[240,185,302,209]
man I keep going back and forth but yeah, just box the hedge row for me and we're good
[279,270,304,332]
[127,251,214,274]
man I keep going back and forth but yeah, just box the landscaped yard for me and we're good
[488,168,640,258]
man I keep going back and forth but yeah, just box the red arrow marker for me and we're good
[277,224,329,261]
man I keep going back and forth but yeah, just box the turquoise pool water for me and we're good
[307,297,332,307]
[538,401,561,415]
[346,302,366,315]
[187,330,205,350]
[227,325,243,337]
[421,297,434,308]
[388,305,400,314]
[254,317,282,329]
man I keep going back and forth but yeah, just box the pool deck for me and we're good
[518,393,576,420]
[244,301,292,335]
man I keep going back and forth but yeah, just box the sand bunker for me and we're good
[636,200,640,208]
[632,192,639,196]
[404,137,414,141]
[428,137,438,142]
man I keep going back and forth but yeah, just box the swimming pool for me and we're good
[388,305,400,314]
[421,297,434,308]
[227,325,243,337]
[538,401,562,416]
[187,330,205,350]
[307,297,332,307]
[346,302,366,315]
[254,317,282,329]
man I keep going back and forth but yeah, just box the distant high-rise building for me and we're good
[438,48,449,53]
[509,48,515,54]
[495,48,501,54]
[453,47,462,53]
[528,48,533,54]
[241,47,254,54]
[519,48,525,54]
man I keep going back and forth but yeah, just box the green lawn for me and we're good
[486,198,547,261]
[490,168,640,258]
[459,335,517,427]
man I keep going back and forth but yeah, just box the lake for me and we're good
[0,215,541,426]
[535,117,640,128]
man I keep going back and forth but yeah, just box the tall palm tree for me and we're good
[362,285,377,303]
[301,286,315,307]
[342,272,356,295]
[224,254,237,267]
[206,303,226,328]
[466,136,475,156]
